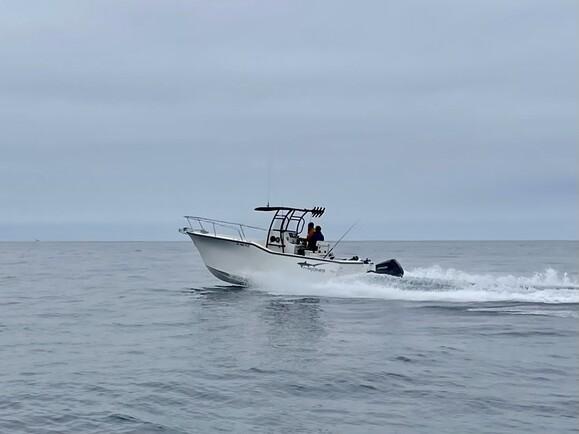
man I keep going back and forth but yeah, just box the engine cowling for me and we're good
[374,259,404,277]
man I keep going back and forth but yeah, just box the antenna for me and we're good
[266,158,271,207]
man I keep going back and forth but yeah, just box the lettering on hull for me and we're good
[297,261,326,273]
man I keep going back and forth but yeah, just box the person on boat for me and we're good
[306,222,315,241]
[314,225,324,242]
[307,225,324,251]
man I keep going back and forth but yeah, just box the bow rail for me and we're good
[183,215,266,241]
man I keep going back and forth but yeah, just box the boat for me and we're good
[179,206,404,285]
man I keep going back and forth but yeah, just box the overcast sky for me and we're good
[0,0,577,240]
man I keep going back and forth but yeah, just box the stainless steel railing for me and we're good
[183,215,266,241]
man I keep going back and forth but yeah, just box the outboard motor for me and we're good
[374,259,404,277]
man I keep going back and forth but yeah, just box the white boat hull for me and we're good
[184,230,371,285]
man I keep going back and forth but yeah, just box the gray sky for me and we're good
[0,0,577,240]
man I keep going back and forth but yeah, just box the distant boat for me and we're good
[179,205,403,285]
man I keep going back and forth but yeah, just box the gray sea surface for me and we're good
[1,241,578,433]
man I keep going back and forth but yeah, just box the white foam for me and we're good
[249,267,579,304]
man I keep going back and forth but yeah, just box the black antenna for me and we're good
[266,159,271,207]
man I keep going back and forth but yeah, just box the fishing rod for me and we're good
[324,221,358,259]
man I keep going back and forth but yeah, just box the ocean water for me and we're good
[0,241,577,433]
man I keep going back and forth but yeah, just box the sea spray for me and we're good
[249,267,579,304]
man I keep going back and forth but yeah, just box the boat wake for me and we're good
[249,266,579,305]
